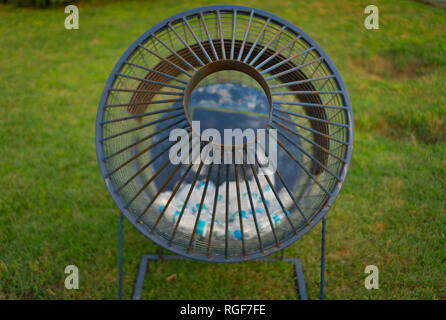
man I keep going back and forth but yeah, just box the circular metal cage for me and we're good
[96,5,353,262]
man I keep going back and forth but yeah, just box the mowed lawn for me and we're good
[0,0,445,299]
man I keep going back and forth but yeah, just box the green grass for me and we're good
[0,0,445,299]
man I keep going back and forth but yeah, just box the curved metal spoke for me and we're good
[138,44,192,77]
[167,22,206,66]
[254,35,301,69]
[116,72,185,90]
[101,112,185,142]
[104,99,183,109]
[199,12,219,60]
[266,130,330,195]
[109,88,184,96]
[243,17,271,63]
[249,163,280,247]
[103,119,187,160]
[261,47,316,75]
[272,99,348,110]
[124,61,188,84]
[237,10,254,61]
[233,151,246,256]
[207,162,222,256]
[240,162,264,254]
[269,75,336,88]
[249,25,287,66]
[182,17,213,63]
[269,122,347,164]
[274,107,350,128]
[272,114,349,146]
[169,161,205,245]
[265,57,323,81]
[188,162,214,253]
[101,106,184,125]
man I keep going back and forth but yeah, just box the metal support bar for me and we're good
[320,216,327,300]
[118,212,328,300]
[118,212,123,300]
[131,252,308,300]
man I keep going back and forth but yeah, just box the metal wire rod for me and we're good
[225,163,230,258]
[182,17,213,63]
[169,161,205,245]
[107,134,170,179]
[272,114,350,146]
[103,119,187,160]
[276,129,342,182]
[249,163,280,247]
[243,17,271,63]
[167,23,206,66]
[150,139,202,230]
[188,162,214,253]
[260,47,316,75]
[103,99,183,109]
[265,57,323,81]
[237,10,254,61]
[320,216,327,300]
[273,107,350,128]
[138,162,184,220]
[101,106,184,125]
[125,157,174,208]
[116,72,186,90]
[109,88,184,96]
[151,34,198,72]
[138,44,192,77]
[254,36,301,69]
[115,134,189,191]
[249,25,287,66]
[262,170,299,232]
[269,75,336,88]
[230,9,237,60]
[118,212,123,300]
[233,152,246,256]
[266,130,330,195]
[151,162,194,230]
[250,142,311,225]
[199,12,219,60]
[207,162,222,256]
[271,90,342,96]
[124,61,188,84]
[139,135,198,220]
[240,162,264,254]
[101,112,185,142]
[273,168,311,226]
[269,122,347,164]
[309,59,323,79]
[216,10,226,60]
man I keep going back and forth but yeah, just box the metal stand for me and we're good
[118,213,327,300]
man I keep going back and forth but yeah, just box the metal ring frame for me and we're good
[96,5,353,262]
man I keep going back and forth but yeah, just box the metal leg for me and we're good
[320,216,327,300]
[132,254,150,300]
[118,212,123,300]
[292,258,308,300]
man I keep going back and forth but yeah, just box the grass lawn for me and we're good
[0,0,445,299]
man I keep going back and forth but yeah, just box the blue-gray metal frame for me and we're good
[97,5,353,263]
